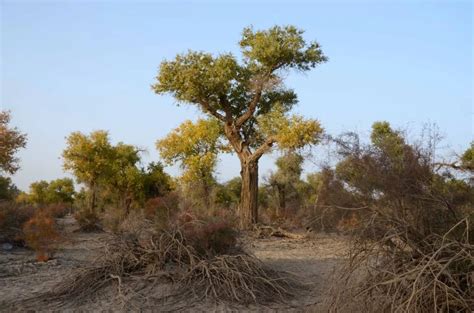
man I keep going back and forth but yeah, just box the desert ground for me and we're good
[0,215,349,312]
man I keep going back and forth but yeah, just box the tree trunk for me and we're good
[89,182,96,214]
[239,159,259,229]
[203,180,211,209]
[277,184,286,216]
[124,196,132,216]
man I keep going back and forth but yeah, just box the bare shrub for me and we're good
[305,167,362,233]
[101,208,125,233]
[21,214,297,309]
[180,254,296,303]
[74,209,102,232]
[324,124,474,312]
[328,217,473,312]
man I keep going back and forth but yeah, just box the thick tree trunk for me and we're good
[239,159,259,229]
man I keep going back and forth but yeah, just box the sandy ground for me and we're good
[0,216,349,312]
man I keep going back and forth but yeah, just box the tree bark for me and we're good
[203,181,211,209]
[89,182,96,214]
[239,159,259,229]
[277,184,286,216]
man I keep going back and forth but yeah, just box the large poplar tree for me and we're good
[153,25,326,228]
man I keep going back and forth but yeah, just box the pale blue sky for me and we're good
[1,0,472,191]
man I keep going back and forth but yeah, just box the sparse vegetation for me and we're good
[2,17,472,313]
[322,123,474,312]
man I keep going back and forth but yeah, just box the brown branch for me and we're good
[235,67,278,128]
[218,95,233,123]
[235,86,263,128]
[199,100,225,121]
[433,162,473,172]
[250,137,276,162]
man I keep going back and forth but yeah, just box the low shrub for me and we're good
[176,210,238,257]
[101,208,126,233]
[0,201,35,245]
[74,209,101,232]
[45,203,70,218]
[144,193,180,229]
[322,125,474,312]
[22,209,60,262]
[328,216,474,312]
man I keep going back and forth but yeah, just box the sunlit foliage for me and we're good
[153,25,327,227]
[157,119,224,207]
[23,178,75,206]
[0,111,27,175]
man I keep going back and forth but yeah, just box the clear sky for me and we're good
[1,0,472,191]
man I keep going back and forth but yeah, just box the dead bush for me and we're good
[180,254,296,303]
[328,217,473,312]
[322,125,474,312]
[21,215,298,309]
[22,209,60,262]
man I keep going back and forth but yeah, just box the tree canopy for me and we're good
[157,119,223,186]
[24,178,75,206]
[63,130,115,189]
[0,111,27,175]
[153,25,326,227]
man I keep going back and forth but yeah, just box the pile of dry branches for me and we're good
[18,224,299,310]
[328,216,473,312]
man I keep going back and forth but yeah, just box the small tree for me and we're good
[268,151,304,215]
[153,25,326,228]
[26,178,75,206]
[157,118,224,208]
[62,130,114,213]
[142,162,173,199]
[106,143,143,214]
[46,178,75,205]
[28,180,50,206]
[0,176,19,201]
[0,111,27,175]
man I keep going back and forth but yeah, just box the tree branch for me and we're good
[235,66,279,128]
[200,100,225,121]
[219,95,233,123]
[433,162,473,172]
[235,85,263,128]
[250,136,276,162]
